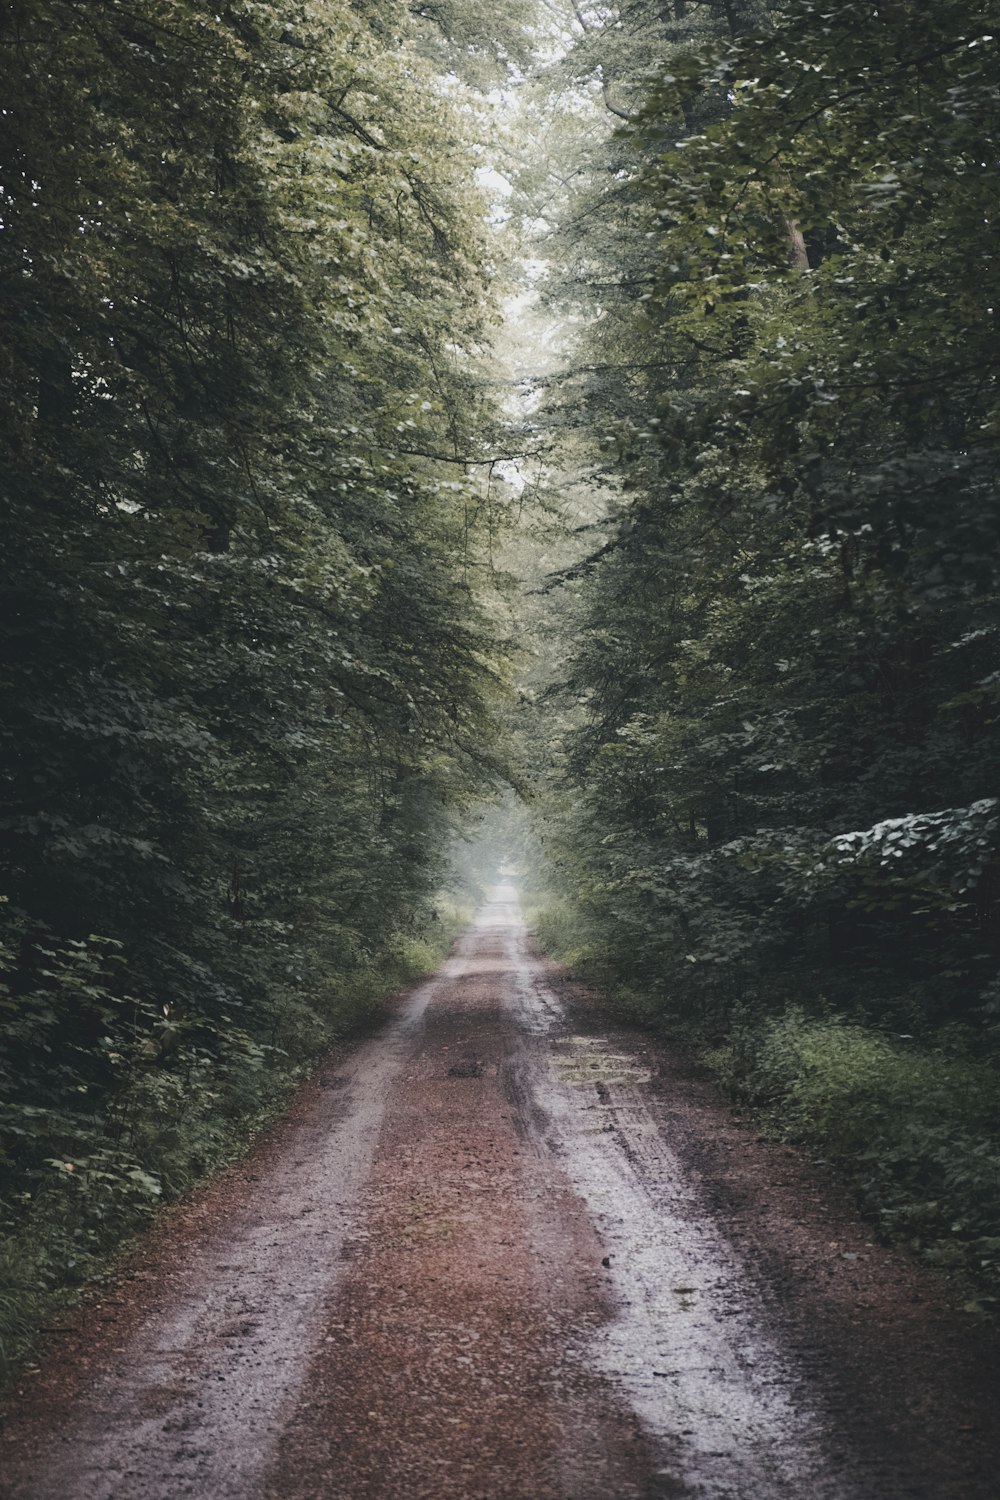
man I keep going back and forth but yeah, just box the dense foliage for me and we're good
[523,0,1000,1269]
[0,0,512,1360]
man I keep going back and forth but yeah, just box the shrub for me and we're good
[0,909,458,1379]
[710,1010,1000,1280]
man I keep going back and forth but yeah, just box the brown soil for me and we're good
[266,953,650,1500]
[2,892,998,1500]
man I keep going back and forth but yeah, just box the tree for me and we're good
[0,0,513,1313]
[526,0,1000,1030]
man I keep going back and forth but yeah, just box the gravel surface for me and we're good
[2,887,998,1499]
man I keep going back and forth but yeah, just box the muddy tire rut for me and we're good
[2,889,998,1499]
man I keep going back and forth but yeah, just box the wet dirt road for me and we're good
[3,887,999,1499]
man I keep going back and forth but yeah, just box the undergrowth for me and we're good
[705,1012,1000,1290]
[0,903,467,1382]
[527,898,603,979]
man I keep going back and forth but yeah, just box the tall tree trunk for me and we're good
[787,219,810,270]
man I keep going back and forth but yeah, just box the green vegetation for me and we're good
[706,1013,1000,1277]
[516,0,1000,1282]
[0,0,511,1373]
[3,0,999,1371]
[0,903,466,1372]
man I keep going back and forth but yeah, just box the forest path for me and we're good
[3,888,998,1500]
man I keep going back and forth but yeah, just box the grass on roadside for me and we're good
[705,1011,1000,1290]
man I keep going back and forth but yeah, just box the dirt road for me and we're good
[3,888,999,1499]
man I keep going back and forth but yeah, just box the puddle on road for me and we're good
[551,1036,653,1087]
[502,913,856,1500]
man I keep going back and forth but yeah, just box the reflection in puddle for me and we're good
[551,1037,653,1087]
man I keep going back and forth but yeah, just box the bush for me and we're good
[709,1010,1000,1282]
[529,898,604,975]
[0,909,459,1380]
